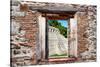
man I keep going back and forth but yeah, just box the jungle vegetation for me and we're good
[48,20,67,38]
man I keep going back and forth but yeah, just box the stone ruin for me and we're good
[48,26,68,57]
[11,0,97,66]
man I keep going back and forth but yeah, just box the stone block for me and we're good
[20,4,29,11]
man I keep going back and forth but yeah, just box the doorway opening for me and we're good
[39,13,78,62]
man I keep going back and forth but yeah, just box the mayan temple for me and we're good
[48,26,68,57]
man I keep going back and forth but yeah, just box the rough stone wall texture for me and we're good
[11,0,97,66]
[75,5,97,61]
[11,1,39,66]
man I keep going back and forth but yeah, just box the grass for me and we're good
[49,54,68,58]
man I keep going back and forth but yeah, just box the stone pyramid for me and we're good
[48,26,68,57]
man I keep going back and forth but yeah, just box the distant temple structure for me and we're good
[48,26,68,57]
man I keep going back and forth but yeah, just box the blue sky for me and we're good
[57,20,68,28]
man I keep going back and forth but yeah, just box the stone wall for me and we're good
[11,0,39,66]
[75,5,97,61]
[69,18,78,57]
[48,26,68,57]
[11,0,97,66]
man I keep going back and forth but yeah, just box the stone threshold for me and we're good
[48,57,77,62]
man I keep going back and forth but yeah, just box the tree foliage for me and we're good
[48,20,67,38]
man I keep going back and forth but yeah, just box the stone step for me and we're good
[48,58,77,62]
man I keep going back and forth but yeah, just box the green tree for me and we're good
[48,20,67,38]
